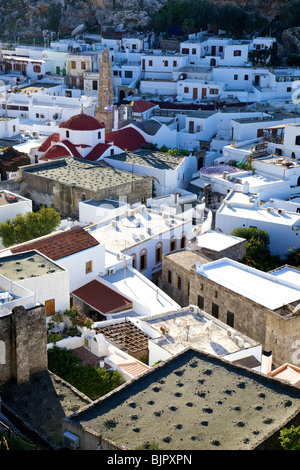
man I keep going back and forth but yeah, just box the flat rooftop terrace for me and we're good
[65,348,300,450]
[21,157,147,191]
[0,250,63,281]
[195,258,300,311]
[108,150,185,170]
[143,309,257,357]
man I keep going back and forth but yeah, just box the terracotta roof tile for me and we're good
[59,114,105,131]
[105,127,147,152]
[133,99,157,114]
[72,279,133,314]
[11,227,99,260]
[39,143,72,161]
[38,133,60,153]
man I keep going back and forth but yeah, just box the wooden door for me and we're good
[202,88,207,99]
[45,299,55,317]
[193,88,198,99]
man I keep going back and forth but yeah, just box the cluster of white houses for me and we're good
[1,28,300,450]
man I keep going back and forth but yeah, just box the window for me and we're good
[186,282,190,296]
[170,237,176,251]
[212,302,219,319]
[197,295,204,309]
[140,249,147,271]
[287,87,292,92]
[295,136,300,146]
[173,61,177,67]
[66,130,69,138]
[219,46,223,52]
[86,260,93,274]
[93,80,98,91]
[182,48,189,54]
[244,75,248,81]
[110,148,114,156]
[214,290,218,299]
[167,270,172,284]
[180,235,186,249]
[155,242,162,263]
[45,299,55,317]
[192,48,196,55]
[234,74,238,80]
[184,87,189,94]
[98,131,101,139]
[234,50,241,56]
[71,61,76,69]
[177,276,182,290]
[81,62,86,70]
[125,70,133,78]
[163,60,168,67]
[189,121,194,134]
[131,254,136,269]
[227,311,234,328]
[33,65,41,73]
[132,44,137,50]
[149,60,153,66]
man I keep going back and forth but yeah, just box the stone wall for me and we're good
[20,169,153,218]
[0,305,47,387]
[197,239,247,261]
[189,273,300,368]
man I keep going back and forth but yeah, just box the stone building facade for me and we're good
[159,249,212,307]
[94,49,114,132]
[0,305,47,387]
[160,248,300,368]
[19,158,153,218]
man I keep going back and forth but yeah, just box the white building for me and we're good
[215,191,300,257]
[0,190,32,222]
[103,149,197,197]
[0,250,70,316]
[86,204,193,280]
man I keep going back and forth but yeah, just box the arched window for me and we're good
[155,242,162,264]
[98,131,101,139]
[297,176,300,187]
[66,130,69,138]
[140,249,147,271]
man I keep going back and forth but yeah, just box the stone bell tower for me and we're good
[94,49,114,132]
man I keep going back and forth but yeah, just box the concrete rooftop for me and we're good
[64,347,300,450]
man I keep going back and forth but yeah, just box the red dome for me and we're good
[59,114,105,131]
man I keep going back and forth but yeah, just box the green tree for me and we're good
[279,425,300,450]
[45,2,62,33]
[231,227,280,272]
[217,4,248,36]
[48,346,122,400]
[0,206,61,247]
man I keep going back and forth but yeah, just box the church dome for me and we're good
[59,114,105,131]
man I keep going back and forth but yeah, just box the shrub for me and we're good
[47,346,122,400]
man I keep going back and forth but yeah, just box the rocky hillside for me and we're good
[0,0,291,39]
[0,0,169,38]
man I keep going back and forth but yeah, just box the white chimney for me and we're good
[261,348,272,375]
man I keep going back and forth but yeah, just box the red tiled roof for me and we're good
[105,127,147,152]
[11,227,99,260]
[38,133,60,153]
[60,140,82,159]
[133,99,157,114]
[72,279,133,314]
[85,142,111,161]
[59,114,105,131]
[39,144,72,161]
